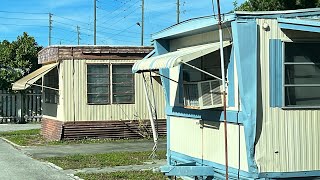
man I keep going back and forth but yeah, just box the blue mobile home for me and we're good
[133,8,320,179]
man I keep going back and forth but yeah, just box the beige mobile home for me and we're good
[13,46,166,140]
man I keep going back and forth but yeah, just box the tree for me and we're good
[0,32,42,90]
[236,0,320,11]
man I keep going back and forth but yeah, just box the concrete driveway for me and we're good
[0,139,75,180]
[0,124,74,180]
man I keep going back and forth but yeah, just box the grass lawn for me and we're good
[76,171,167,180]
[0,129,46,146]
[0,129,163,146]
[41,150,166,169]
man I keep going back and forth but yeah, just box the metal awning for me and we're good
[12,62,59,90]
[278,17,320,33]
[132,41,231,73]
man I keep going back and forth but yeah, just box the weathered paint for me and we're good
[58,59,165,122]
[169,116,249,172]
[255,18,320,173]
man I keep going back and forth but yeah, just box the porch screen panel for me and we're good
[44,67,59,104]
[112,65,134,104]
[87,65,110,104]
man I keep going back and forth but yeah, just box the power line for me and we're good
[98,0,141,25]
[97,0,136,20]
[52,26,77,33]
[52,14,91,26]
[103,6,141,28]
[0,10,47,15]
[0,16,47,21]
[0,23,48,27]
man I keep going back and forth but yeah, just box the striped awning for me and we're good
[132,41,231,73]
[12,62,59,90]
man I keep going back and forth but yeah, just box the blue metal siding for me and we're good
[232,20,259,174]
[269,39,283,107]
[228,46,235,107]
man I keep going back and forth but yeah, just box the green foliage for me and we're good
[0,32,42,90]
[41,150,167,169]
[76,171,167,180]
[236,0,320,11]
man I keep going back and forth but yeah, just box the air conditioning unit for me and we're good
[183,80,223,109]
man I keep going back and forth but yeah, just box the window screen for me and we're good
[87,64,110,104]
[44,68,59,104]
[112,65,134,104]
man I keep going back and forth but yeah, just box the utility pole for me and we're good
[77,25,81,45]
[216,0,228,179]
[177,0,180,24]
[94,0,97,45]
[141,0,144,46]
[49,13,52,46]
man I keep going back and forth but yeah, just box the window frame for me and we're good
[181,49,230,109]
[44,67,59,104]
[86,63,111,105]
[282,41,320,109]
[86,63,135,105]
[111,63,135,104]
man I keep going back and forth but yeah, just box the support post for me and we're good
[49,13,52,46]
[142,73,158,157]
[177,0,180,24]
[141,0,144,46]
[77,25,80,45]
[216,0,228,179]
[94,0,97,45]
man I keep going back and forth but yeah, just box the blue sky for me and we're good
[0,0,245,47]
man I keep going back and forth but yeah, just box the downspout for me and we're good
[216,0,229,179]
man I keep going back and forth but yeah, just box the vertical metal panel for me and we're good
[255,19,320,173]
[202,121,248,172]
[269,39,283,107]
[170,116,249,171]
[170,117,203,159]
[62,60,165,122]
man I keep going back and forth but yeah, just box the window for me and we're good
[112,65,134,104]
[182,47,231,109]
[44,68,59,104]
[87,65,110,104]
[86,64,134,104]
[284,42,320,107]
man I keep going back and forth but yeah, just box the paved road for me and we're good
[22,140,167,158]
[0,124,41,132]
[0,139,74,180]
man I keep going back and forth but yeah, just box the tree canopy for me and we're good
[236,0,320,11]
[0,32,42,90]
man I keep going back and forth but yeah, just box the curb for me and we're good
[0,137,28,149]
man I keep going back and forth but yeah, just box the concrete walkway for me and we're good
[22,140,166,158]
[0,139,75,180]
[63,159,166,175]
[0,124,41,132]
